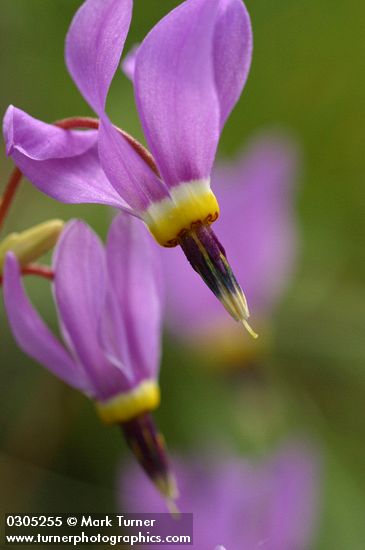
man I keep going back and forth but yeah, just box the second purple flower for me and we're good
[3,214,177,503]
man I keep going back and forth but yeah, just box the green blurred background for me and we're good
[0,1,364,548]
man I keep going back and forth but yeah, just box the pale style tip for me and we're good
[165,497,181,519]
[241,318,259,339]
[155,472,179,501]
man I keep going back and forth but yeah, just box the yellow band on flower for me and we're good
[95,380,160,424]
[142,179,220,247]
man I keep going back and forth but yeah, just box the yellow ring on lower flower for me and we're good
[95,380,160,424]
[142,179,220,247]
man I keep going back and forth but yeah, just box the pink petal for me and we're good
[105,213,163,381]
[134,0,252,188]
[53,220,129,399]
[98,118,169,212]
[134,0,221,187]
[213,0,253,129]
[65,0,133,116]
[4,106,130,210]
[3,253,89,393]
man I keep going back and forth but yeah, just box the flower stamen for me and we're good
[121,412,178,504]
[179,223,258,339]
[241,319,259,340]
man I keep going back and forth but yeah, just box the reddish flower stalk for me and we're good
[0,167,22,232]
[0,263,54,286]
[22,264,55,280]
[54,116,100,131]
[55,116,159,174]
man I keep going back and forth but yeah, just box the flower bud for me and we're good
[0,219,64,273]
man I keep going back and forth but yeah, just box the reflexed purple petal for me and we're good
[65,0,167,211]
[105,213,163,381]
[4,106,130,210]
[3,253,89,393]
[98,118,169,211]
[65,0,132,115]
[213,0,253,129]
[12,146,131,210]
[163,134,298,336]
[53,221,106,364]
[98,286,135,382]
[53,220,129,399]
[134,0,221,187]
[121,44,139,82]
[4,105,96,159]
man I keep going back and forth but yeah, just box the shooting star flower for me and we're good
[3,214,177,503]
[3,0,255,334]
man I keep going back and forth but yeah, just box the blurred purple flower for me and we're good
[3,0,257,331]
[3,214,162,421]
[161,133,299,343]
[121,441,320,550]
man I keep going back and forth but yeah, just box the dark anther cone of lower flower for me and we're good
[121,412,178,510]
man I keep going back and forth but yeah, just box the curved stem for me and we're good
[0,116,159,232]
[22,264,55,280]
[54,116,99,130]
[0,263,54,286]
[0,167,22,232]
[54,116,159,175]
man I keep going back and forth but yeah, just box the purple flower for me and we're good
[3,214,177,500]
[161,134,299,350]
[120,442,320,550]
[3,0,256,333]
[3,213,162,416]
